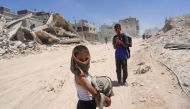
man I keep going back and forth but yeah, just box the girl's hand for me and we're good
[104,96,111,107]
[94,92,101,103]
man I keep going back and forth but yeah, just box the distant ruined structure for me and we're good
[0,6,51,29]
[0,6,19,22]
[117,17,140,37]
[98,24,115,42]
[143,27,160,39]
[72,20,98,41]
[99,17,140,43]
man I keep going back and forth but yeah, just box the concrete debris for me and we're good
[41,79,65,93]
[147,14,190,96]
[136,65,151,74]
[137,60,145,66]
[138,97,147,102]
[0,48,6,55]
[131,82,144,87]
[91,58,106,63]
[6,13,33,28]
[0,12,82,59]
[183,83,189,87]
[164,43,190,50]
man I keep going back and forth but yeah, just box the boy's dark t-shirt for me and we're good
[112,34,129,60]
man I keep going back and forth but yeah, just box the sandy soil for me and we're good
[0,39,189,109]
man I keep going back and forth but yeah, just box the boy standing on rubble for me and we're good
[112,24,130,86]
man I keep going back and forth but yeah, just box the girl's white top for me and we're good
[75,74,93,101]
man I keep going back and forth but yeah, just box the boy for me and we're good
[112,24,130,86]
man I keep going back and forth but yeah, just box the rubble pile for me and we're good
[150,14,190,45]
[0,13,81,58]
[147,14,190,96]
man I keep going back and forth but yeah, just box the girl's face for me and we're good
[76,51,90,62]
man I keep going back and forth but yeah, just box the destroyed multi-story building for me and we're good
[142,27,160,39]
[98,24,115,42]
[98,17,140,43]
[17,10,44,29]
[35,12,51,23]
[117,17,140,37]
[72,20,98,41]
[0,6,19,22]
[17,10,50,22]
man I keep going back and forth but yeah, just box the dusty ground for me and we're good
[0,39,189,109]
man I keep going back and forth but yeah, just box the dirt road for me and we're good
[0,39,189,109]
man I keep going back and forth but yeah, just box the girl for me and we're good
[70,45,111,109]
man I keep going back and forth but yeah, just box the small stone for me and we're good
[19,44,27,49]
[138,97,147,102]
[0,48,6,55]
[136,65,151,74]
[137,60,145,66]
[47,85,54,92]
[28,42,35,48]
[20,50,25,54]
[183,83,189,87]
[14,41,22,47]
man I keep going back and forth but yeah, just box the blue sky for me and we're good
[1,0,190,34]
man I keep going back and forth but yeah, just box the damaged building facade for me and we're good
[0,6,19,22]
[98,17,140,43]
[98,24,115,42]
[117,17,140,37]
[142,27,160,39]
[17,10,44,30]
[72,20,98,41]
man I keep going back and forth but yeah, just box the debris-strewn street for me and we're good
[0,39,189,109]
[0,1,190,109]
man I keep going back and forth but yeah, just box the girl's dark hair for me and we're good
[73,45,89,57]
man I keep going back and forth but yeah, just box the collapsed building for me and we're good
[0,6,81,57]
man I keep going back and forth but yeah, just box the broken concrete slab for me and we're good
[16,29,26,42]
[164,43,190,49]
[7,21,23,40]
[58,38,81,44]
[35,31,60,44]
[6,13,33,28]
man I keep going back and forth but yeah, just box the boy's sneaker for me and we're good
[123,82,128,87]
[118,81,122,86]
